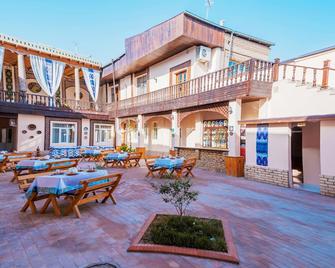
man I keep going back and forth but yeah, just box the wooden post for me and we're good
[273,58,280,81]
[321,60,330,89]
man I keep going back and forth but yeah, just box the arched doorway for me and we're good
[120,119,137,148]
[144,116,172,153]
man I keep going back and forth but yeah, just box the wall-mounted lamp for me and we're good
[229,126,234,136]
[229,106,233,114]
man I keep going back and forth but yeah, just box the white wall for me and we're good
[246,123,291,170]
[267,79,335,118]
[287,48,335,69]
[302,122,320,185]
[320,120,335,176]
[17,114,45,151]
[145,117,171,152]
[65,87,90,102]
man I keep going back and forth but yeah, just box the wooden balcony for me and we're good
[0,90,109,119]
[108,59,274,118]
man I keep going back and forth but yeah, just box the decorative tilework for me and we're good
[256,124,268,166]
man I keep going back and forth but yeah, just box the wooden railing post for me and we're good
[273,58,280,81]
[321,60,330,89]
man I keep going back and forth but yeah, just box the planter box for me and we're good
[128,214,239,264]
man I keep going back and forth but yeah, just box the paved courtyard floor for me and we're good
[0,164,335,268]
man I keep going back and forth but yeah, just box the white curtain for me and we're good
[0,47,4,83]
[30,55,65,97]
[82,67,100,102]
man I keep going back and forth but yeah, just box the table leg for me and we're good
[50,195,61,216]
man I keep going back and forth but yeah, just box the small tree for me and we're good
[157,179,198,217]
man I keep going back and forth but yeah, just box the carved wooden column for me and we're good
[74,67,80,105]
[17,54,27,99]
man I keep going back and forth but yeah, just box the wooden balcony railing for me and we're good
[0,90,107,113]
[107,59,273,114]
[274,59,335,89]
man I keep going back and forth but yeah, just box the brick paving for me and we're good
[0,164,335,268]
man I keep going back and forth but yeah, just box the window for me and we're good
[176,71,187,84]
[202,120,228,149]
[153,122,158,140]
[94,124,114,146]
[51,122,77,146]
[136,74,147,96]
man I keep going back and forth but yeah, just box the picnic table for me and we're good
[154,157,185,177]
[25,170,108,216]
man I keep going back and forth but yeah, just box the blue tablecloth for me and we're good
[154,157,184,169]
[82,149,101,156]
[50,147,80,158]
[105,152,128,161]
[16,158,70,171]
[80,146,114,150]
[26,170,108,198]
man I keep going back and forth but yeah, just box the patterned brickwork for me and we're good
[320,175,335,197]
[177,148,228,172]
[245,165,289,187]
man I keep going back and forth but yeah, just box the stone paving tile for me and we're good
[0,165,335,268]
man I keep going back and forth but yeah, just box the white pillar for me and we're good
[137,114,144,147]
[74,67,80,103]
[17,54,27,92]
[115,118,122,147]
[228,99,242,156]
[171,111,180,148]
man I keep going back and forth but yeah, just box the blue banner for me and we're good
[82,67,100,102]
[256,124,268,166]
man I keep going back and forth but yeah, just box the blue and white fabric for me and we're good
[82,68,100,102]
[26,170,108,198]
[154,157,185,169]
[256,124,268,166]
[0,47,4,83]
[105,152,128,161]
[30,55,65,97]
[16,158,70,171]
[82,149,101,156]
[50,147,81,158]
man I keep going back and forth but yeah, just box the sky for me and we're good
[0,0,334,65]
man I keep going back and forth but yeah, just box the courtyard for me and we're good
[0,165,334,268]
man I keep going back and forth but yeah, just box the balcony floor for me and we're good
[0,164,334,267]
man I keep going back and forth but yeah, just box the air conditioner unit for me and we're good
[196,46,211,63]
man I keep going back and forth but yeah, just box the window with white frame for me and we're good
[94,124,114,146]
[51,122,77,146]
[136,74,147,96]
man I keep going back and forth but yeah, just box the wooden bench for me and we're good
[144,155,163,177]
[63,173,122,218]
[172,157,197,178]
[12,158,79,183]
[128,152,142,167]
[2,152,34,172]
